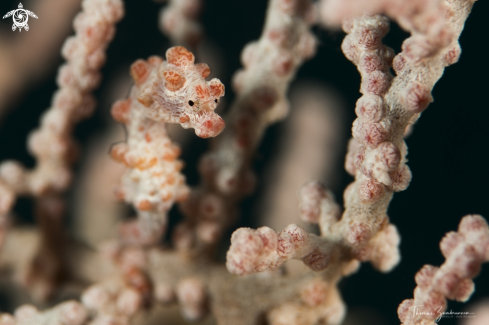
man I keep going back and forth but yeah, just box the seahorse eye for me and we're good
[188,100,194,106]
[214,99,219,104]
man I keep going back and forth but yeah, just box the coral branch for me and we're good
[177,0,318,255]
[398,215,489,325]
[158,0,203,47]
[222,6,477,325]
[319,0,473,273]
[229,0,474,278]
[321,0,457,61]
[0,0,124,216]
[0,301,87,325]
[226,224,329,275]
[227,180,392,275]
[0,0,124,300]
[0,230,347,325]
[0,0,83,121]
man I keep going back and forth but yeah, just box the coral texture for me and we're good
[0,0,124,215]
[0,0,124,300]
[158,0,203,47]
[176,0,317,256]
[0,0,486,324]
[398,215,489,325]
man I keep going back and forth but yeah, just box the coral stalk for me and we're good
[0,0,124,299]
[398,215,489,325]
[0,0,124,217]
[225,0,476,290]
[158,0,203,47]
[177,0,318,255]
[321,0,456,61]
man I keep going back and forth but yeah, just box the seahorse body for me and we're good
[110,46,225,244]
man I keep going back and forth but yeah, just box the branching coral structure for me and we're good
[0,0,487,324]
[398,215,489,325]
[175,0,317,256]
[0,0,124,218]
[0,0,124,300]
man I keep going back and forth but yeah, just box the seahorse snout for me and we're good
[195,116,225,138]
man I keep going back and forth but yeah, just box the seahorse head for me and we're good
[130,46,225,138]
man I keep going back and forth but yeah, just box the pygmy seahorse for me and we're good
[110,46,225,245]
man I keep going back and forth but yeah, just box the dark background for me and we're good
[0,0,488,324]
